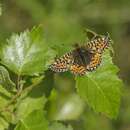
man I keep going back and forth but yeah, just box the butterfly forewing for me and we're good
[87,35,110,54]
[49,52,73,72]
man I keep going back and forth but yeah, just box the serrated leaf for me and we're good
[0,26,56,75]
[0,85,12,109]
[49,122,73,130]
[15,110,48,130]
[0,66,15,91]
[0,85,13,130]
[76,51,123,118]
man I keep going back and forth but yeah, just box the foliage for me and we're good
[0,66,15,91]
[49,122,73,130]
[0,25,123,130]
[76,51,122,118]
[0,26,56,75]
[15,110,48,130]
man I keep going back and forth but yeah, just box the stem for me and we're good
[0,76,44,112]
[17,74,21,90]
[21,76,44,97]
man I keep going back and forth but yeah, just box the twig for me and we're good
[0,76,44,113]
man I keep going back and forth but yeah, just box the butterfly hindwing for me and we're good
[70,64,86,76]
[86,53,102,71]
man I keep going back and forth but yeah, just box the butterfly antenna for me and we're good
[104,32,110,44]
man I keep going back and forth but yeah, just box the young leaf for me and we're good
[0,26,56,75]
[0,66,15,91]
[15,110,48,130]
[76,50,123,118]
[49,122,73,130]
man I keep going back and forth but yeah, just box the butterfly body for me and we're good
[50,34,110,76]
[72,46,92,66]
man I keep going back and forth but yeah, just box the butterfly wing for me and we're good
[50,34,110,75]
[70,64,86,76]
[86,53,102,71]
[69,52,102,75]
[87,35,110,54]
[49,52,73,72]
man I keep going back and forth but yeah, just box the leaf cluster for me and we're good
[0,26,123,130]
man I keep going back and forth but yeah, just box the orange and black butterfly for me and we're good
[50,32,110,76]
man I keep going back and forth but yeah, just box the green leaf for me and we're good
[0,26,56,75]
[76,50,123,118]
[0,66,15,91]
[0,117,9,130]
[49,122,73,130]
[14,81,47,123]
[0,85,12,109]
[0,85,13,129]
[15,96,47,122]
[82,109,113,130]
[15,110,48,130]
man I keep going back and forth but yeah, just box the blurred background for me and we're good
[0,0,130,130]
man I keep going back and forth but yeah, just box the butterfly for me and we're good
[50,32,110,76]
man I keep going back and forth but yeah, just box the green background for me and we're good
[0,0,130,130]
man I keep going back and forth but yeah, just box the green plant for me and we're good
[0,26,123,130]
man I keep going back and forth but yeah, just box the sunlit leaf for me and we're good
[0,66,15,91]
[15,110,48,130]
[76,50,123,118]
[0,26,56,75]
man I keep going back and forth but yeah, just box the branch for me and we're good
[0,76,44,113]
